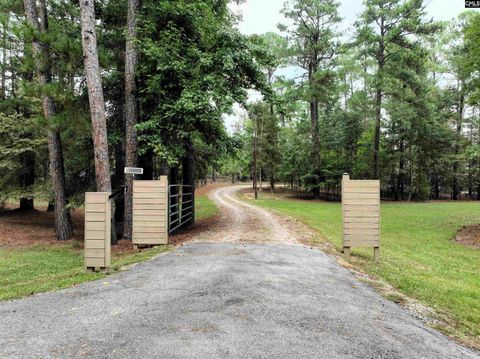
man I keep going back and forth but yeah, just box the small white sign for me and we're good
[124,167,143,175]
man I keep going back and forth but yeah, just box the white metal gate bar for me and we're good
[168,184,193,233]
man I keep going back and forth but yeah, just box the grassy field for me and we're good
[195,194,218,220]
[247,194,480,345]
[0,193,218,301]
[0,244,171,301]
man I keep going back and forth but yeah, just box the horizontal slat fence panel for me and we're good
[132,177,168,246]
[84,192,111,269]
[342,174,381,261]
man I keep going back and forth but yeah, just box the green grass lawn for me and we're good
[248,194,480,344]
[0,244,171,301]
[195,194,218,220]
[0,193,218,301]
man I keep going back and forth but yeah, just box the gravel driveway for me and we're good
[0,185,478,358]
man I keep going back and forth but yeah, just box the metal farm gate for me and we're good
[168,184,194,234]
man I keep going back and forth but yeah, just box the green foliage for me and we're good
[0,112,45,202]
[222,1,480,201]
[137,0,270,174]
[0,243,172,301]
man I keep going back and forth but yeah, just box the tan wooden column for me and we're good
[84,192,111,270]
[342,173,380,261]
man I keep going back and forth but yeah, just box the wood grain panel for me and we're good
[133,220,166,227]
[85,249,105,258]
[344,222,379,229]
[344,211,379,218]
[133,227,166,233]
[132,180,168,246]
[134,210,166,216]
[342,176,380,253]
[133,204,166,210]
[85,222,105,231]
[134,237,168,244]
[344,217,379,223]
[85,230,106,240]
[133,193,167,200]
[85,239,105,249]
[134,187,166,193]
[343,240,380,247]
[84,192,110,269]
[84,258,105,267]
[344,228,379,235]
[342,193,379,199]
[343,199,379,205]
[85,203,106,213]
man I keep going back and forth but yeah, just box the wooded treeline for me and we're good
[221,0,480,202]
[0,0,269,240]
[1,0,480,241]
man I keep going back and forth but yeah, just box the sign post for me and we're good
[124,167,143,175]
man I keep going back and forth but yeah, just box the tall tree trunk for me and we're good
[23,0,73,240]
[19,151,35,210]
[1,21,6,99]
[307,59,321,198]
[270,166,275,193]
[452,81,464,201]
[48,130,74,239]
[310,93,321,198]
[113,137,125,224]
[373,86,382,179]
[396,138,405,201]
[373,15,385,180]
[123,0,140,241]
[80,0,116,243]
[139,150,154,180]
[182,140,195,227]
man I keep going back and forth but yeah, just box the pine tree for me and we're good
[23,0,73,240]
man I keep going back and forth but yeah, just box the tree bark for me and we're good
[19,151,35,210]
[80,0,116,243]
[452,81,464,201]
[123,0,140,241]
[1,21,6,99]
[309,63,321,198]
[373,87,382,179]
[270,166,275,193]
[23,0,73,240]
[139,150,154,179]
[373,14,385,180]
[80,0,112,193]
[113,137,125,224]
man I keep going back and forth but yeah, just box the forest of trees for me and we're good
[0,0,479,241]
[222,1,480,203]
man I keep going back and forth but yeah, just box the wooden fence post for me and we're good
[342,173,381,262]
[84,192,111,271]
[132,176,168,248]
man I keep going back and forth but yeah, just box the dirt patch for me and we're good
[0,205,85,248]
[195,181,229,197]
[169,214,222,246]
[0,183,222,251]
[454,224,480,249]
[0,204,139,255]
